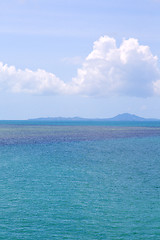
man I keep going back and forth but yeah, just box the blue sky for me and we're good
[0,0,160,119]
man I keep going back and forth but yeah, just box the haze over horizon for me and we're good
[0,0,160,119]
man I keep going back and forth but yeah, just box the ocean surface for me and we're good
[0,121,160,240]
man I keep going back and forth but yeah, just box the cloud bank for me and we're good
[1,35,160,97]
[0,62,67,95]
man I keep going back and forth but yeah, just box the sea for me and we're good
[0,120,160,240]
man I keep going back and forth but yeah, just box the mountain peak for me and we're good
[111,113,145,121]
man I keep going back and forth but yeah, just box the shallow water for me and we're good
[0,122,160,239]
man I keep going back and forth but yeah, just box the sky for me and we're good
[0,0,160,119]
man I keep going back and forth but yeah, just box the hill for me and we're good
[108,113,145,121]
[29,113,159,121]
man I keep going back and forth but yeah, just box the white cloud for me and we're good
[1,35,160,97]
[0,62,67,95]
[71,36,160,97]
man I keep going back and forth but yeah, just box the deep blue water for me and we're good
[0,122,160,239]
[1,120,160,127]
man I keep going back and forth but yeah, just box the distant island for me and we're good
[29,113,159,121]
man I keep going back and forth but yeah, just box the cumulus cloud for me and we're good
[71,36,160,97]
[1,35,160,97]
[0,62,67,95]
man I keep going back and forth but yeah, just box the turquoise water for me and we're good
[0,122,160,239]
[1,120,160,127]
